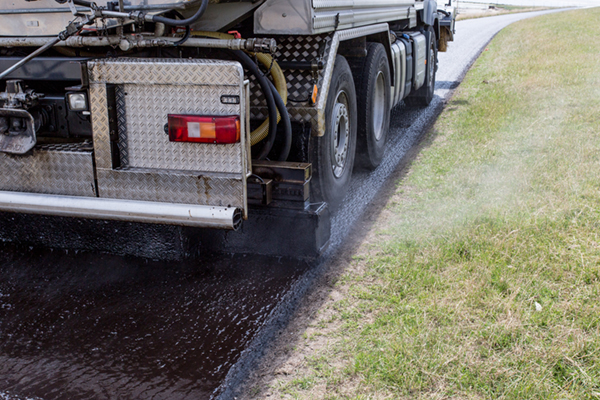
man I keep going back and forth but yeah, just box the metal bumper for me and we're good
[0,191,242,230]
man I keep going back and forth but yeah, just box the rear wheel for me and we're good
[312,55,357,210]
[353,42,391,170]
[406,27,437,106]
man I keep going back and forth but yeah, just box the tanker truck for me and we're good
[0,0,455,257]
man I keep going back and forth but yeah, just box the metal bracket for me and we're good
[0,108,37,154]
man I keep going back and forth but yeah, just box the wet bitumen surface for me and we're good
[0,247,310,399]
[0,9,570,400]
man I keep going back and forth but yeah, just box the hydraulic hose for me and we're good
[231,50,279,160]
[173,25,191,46]
[151,0,208,27]
[192,32,290,151]
[167,10,192,46]
[269,80,292,161]
[251,52,288,145]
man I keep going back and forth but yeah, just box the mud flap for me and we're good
[183,202,330,259]
[0,202,330,260]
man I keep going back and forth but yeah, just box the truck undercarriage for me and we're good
[0,0,455,257]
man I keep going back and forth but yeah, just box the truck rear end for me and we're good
[0,0,455,257]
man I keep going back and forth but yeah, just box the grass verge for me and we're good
[259,8,600,400]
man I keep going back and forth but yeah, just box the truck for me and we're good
[0,0,455,257]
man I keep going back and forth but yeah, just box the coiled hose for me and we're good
[191,31,291,160]
[231,50,279,160]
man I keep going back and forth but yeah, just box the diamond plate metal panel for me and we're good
[123,83,243,173]
[250,34,331,137]
[88,58,242,86]
[250,34,329,108]
[90,83,112,169]
[116,85,129,167]
[87,58,249,213]
[0,141,96,197]
[97,168,244,209]
[315,24,390,136]
[251,27,389,137]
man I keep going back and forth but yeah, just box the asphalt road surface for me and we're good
[0,7,581,400]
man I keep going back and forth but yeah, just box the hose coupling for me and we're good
[244,38,278,54]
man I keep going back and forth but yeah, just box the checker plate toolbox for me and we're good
[0,0,456,256]
[87,58,250,214]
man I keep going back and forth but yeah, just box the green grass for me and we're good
[267,8,600,400]
[456,5,551,21]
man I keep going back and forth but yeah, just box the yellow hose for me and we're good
[191,31,287,145]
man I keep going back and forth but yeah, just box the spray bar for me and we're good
[0,191,243,230]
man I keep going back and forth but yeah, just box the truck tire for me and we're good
[353,42,391,170]
[311,55,357,210]
[406,27,437,107]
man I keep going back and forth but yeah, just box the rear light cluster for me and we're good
[167,114,240,144]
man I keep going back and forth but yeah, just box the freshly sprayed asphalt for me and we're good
[0,8,576,400]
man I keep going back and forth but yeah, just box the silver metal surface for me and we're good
[191,2,263,32]
[315,24,390,136]
[88,58,250,215]
[251,25,391,137]
[123,84,243,173]
[330,94,350,179]
[0,109,37,154]
[89,83,112,170]
[96,168,244,208]
[391,40,407,106]
[408,32,427,90]
[88,57,242,86]
[254,0,417,35]
[115,86,129,167]
[0,190,242,230]
[373,71,386,140]
[0,36,276,54]
[0,0,191,36]
[0,141,96,197]
[249,34,330,131]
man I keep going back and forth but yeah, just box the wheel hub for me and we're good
[331,101,349,178]
[373,71,386,141]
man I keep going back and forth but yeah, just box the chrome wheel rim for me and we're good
[372,71,386,141]
[330,90,350,179]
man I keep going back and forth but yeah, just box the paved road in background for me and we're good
[459,0,600,7]
[0,7,581,400]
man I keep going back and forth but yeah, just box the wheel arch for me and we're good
[364,31,395,80]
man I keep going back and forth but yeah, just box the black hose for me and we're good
[230,50,278,160]
[268,80,292,161]
[55,0,93,5]
[152,0,209,27]
[173,25,191,46]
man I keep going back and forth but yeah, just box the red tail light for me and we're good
[167,114,240,144]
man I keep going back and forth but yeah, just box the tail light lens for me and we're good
[167,114,240,144]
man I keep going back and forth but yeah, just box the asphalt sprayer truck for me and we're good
[0,0,455,257]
